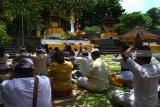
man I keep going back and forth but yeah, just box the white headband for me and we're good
[91,48,99,53]
[20,47,26,51]
[82,49,88,53]
[134,50,152,57]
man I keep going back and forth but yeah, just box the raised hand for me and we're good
[135,33,143,48]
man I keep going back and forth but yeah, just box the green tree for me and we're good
[52,0,94,19]
[114,12,151,35]
[0,21,12,45]
[1,0,124,39]
[2,0,52,37]
[146,7,160,30]
[83,26,101,34]
[2,0,95,36]
[79,0,125,29]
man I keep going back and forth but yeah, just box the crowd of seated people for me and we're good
[0,38,160,107]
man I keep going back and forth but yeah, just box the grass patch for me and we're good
[101,55,121,72]
[78,54,131,106]
[80,90,113,107]
[79,85,132,107]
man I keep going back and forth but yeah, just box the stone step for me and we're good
[99,46,118,49]
[99,45,119,55]
[100,51,119,55]
[3,46,18,58]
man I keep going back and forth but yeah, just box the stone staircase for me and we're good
[4,45,18,58]
[99,39,119,55]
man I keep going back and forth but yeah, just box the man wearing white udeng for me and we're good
[77,49,108,91]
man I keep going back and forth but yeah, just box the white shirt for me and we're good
[76,56,92,75]
[31,54,49,75]
[86,58,108,91]
[0,76,51,107]
[126,58,160,107]
[116,71,133,80]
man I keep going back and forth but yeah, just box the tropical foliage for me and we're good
[0,21,12,45]
[83,26,101,34]
[0,0,125,44]
[0,0,159,43]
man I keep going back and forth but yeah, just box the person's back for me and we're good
[48,51,73,98]
[77,49,108,91]
[16,46,29,57]
[125,45,160,107]
[32,54,48,75]
[0,57,51,107]
[1,76,51,107]
[127,58,160,107]
[76,49,92,75]
[31,46,49,75]
[88,57,108,91]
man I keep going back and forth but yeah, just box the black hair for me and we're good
[54,47,60,51]
[36,51,43,54]
[43,44,49,53]
[91,51,100,58]
[82,53,89,56]
[12,68,34,78]
[121,45,130,52]
[74,48,78,51]
[53,51,64,64]
[20,50,26,52]
[28,48,34,52]
[70,51,75,56]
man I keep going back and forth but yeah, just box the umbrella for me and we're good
[120,26,159,41]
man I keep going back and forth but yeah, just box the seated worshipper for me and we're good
[43,45,52,65]
[51,47,60,63]
[155,55,160,62]
[73,48,79,57]
[0,57,51,107]
[112,45,160,107]
[77,49,108,92]
[68,50,78,70]
[48,51,73,98]
[111,45,133,86]
[0,46,10,74]
[31,46,50,75]
[28,48,36,56]
[16,46,29,57]
[72,48,92,79]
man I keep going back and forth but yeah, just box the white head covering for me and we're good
[20,46,26,51]
[12,58,34,69]
[82,49,89,53]
[36,46,43,52]
[91,48,99,53]
[36,46,46,53]
[134,50,152,57]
